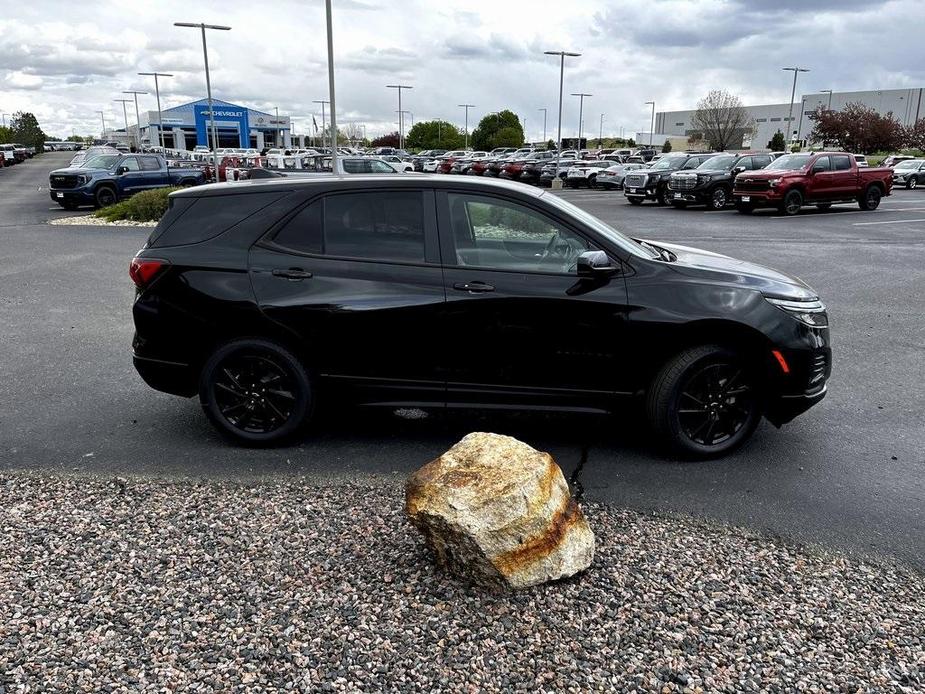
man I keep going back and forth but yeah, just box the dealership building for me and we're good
[127,98,292,150]
[638,87,924,150]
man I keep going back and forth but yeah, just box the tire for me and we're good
[627,197,643,205]
[816,203,832,210]
[588,174,598,189]
[655,186,669,206]
[94,185,117,208]
[907,176,918,190]
[858,185,882,211]
[780,189,803,216]
[646,344,762,459]
[199,338,313,446]
[709,186,730,210]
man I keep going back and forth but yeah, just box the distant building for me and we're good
[654,87,924,150]
[128,98,291,150]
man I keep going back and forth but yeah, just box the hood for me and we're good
[736,169,802,180]
[51,166,105,175]
[641,239,817,300]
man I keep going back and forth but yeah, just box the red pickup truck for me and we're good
[733,152,892,215]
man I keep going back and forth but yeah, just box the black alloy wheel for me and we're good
[647,345,761,458]
[781,189,803,216]
[858,185,882,211]
[710,187,728,210]
[199,339,312,445]
[95,186,117,208]
[907,176,917,190]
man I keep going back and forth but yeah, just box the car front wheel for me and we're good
[709,186,729,210]
[780,189,803,216]
[907,176,918,190]
[646,345,762,458]
[199,338,313,446]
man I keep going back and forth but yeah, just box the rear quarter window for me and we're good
[147,192,288,247]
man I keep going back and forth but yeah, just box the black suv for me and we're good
[623,153,719,205]
[132,176,831,457]
[668,152,775,210]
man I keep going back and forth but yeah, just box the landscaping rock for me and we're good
[405,432,594,589]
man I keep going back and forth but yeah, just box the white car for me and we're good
[594,163,646,190]
[193,145,211,153]
[564,161,612,188]
[378,155,414,172]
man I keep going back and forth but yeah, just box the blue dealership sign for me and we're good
[194,106,249,147]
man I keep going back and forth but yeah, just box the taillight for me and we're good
[130,257,168,289]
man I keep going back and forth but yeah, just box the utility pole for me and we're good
[138,72,173,150]
[386,84,412,150]
[122,90,148,150]
[782,66,810,142]
[543,50,581,160]
[645,100,655,147]
[571,93,591,150]
[538,107,547,144]
[113,99,132,147]
[458,103,475,149]
[175,22,231,173]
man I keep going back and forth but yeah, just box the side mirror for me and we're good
[576,250,616,277]
[117,166,129,175]
[733,165,746,174]
[811,164,825,174]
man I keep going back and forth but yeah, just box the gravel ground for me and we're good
[1,473,923,693]
[47,215,156,227]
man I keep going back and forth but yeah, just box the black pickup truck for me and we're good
[623,152,719,205]
[667,152,776,210]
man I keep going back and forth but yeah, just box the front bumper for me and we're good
[668,187,711,203]
[765,385,827,426]
[624,184,658,200]
[733,189,782,206]
[49,188,96,205]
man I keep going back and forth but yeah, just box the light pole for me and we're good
[386,84,412,150]
[175,22,231,171]
[96,111,107,140]
[598,113,605,147]
[819,89,833,111]
[1,113,8,128]
[570,93,591,150]
[538,107,547,144]
[782,66,810,142]
[123,90,148,150]
[312,100,330,151]
[645,101,655,148]
[114,99,132,147]
[138,72,172,150]
[458,103,475,149]
[543,50,581,159]
[324,0,338,171]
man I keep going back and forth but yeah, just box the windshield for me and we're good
[649,155,689,170]
[542,192,659,260]
[766,154,812,171]
[81,155,121,169]
[895,160,921,169]
[698,154,736,170]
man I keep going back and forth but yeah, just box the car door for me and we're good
[138,156,166,190]
[248,188,447,403]
[435,190,630,410]
[118,156,146,194]
[829,154,855,197]
[807,155,833,200]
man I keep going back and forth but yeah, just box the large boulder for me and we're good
[405,432,594,589]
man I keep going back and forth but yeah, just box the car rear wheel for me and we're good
[94,186,117,208]
[646,345,762,459]
[199,339,313,446]
[780,189,803,216]
[907,176,918,190]
[858,185,882,211]
[588,174,598,189]
[709,187,729,210]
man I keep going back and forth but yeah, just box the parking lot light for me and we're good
[819,89,833,111]
[571,93,591,149]
[645,101,655,148]
[782,67,810,142]
[96,111,106,140]
[113,99,132,147]
[386,85,413,151]
[174,22,231,174]
[538,108,547,144]
[1,113,8,128]
[122,91,148,151]
[138,72,173,150]
[543,50,581,161]
[458,104,475,149]
[312,100,330,151]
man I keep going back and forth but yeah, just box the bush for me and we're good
[94,187,180,222]
[661,139,672,153]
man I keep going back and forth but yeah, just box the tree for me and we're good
[9,111,47,151]
[808,102,905,154]
[767,130,786,151]
[691,90,751,151]
[470,110,524,150]
[405,120,464,151]
[371,131,400,148]
[904,118,925,152]
[661,138,672,153]
[546,138,556,150]
[340,123,365,145]
[0,126,12,145]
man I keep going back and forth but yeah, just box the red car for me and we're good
[733,152,893,215]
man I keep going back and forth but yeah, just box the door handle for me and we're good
[453,281,495,294]
[272,268,313,280]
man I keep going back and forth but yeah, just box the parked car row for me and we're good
[0,143,34,166]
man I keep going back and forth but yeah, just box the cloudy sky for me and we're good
[1,0,923,140]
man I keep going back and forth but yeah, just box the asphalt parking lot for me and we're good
[2,152,923,569]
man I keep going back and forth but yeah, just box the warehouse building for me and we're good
[128,98,291,150]
[644,87,924,150]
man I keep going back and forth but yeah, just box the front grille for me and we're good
[807,351,828,392]
[624,173,648,188]
[50,174,80,189]
[735,178,771,192]
[670,175,697,190]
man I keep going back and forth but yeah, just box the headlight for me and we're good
[78,174,90,185]
[765,297,828,328]
[768,178,781,187]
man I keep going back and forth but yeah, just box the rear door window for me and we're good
[139,157,161,171]
[832,155,852,171]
